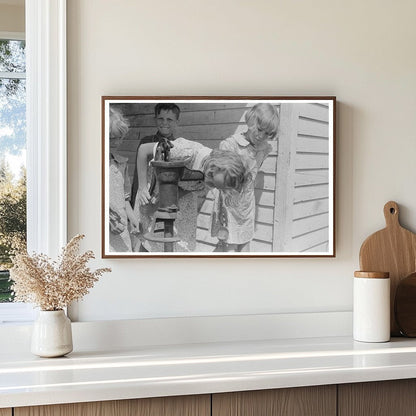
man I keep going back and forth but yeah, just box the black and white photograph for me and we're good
[102,97,335,257]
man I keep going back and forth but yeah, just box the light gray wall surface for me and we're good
[0,3,24,33]
[67,0,416,322]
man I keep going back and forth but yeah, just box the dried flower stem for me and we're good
[10,235,111,310]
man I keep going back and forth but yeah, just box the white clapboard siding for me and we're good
[298,103,329,122]
[122,125,245,143]
[255,206,274,223]
[274,102,331,252]
[118,103,154,115]
[294,183,329,203]
[128,107,248,127]
[179,103,249,112]
[295,153,329,170]
[298,117,329,138]
[296,137,329,153]
[255,172,276,191]
[294,171,329,187]
[197,212,211,230]
[293,198,329,220]
[250,239,273,252]
[301,241,329,253]
[273,104,297,251]
[199,198,214,215]
[291,227,330,252]
[118,102,248,116]
[254,222,274,242]
[254,189,275,207]
[292,212,329,237]
[260,155,278,174]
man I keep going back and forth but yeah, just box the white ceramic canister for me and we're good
[353,271,390,343]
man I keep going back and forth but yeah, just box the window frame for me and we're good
[26,0,67,257]
[0,0,67,323]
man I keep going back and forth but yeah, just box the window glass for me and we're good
[0,39,25,73]
[0,39,26,303]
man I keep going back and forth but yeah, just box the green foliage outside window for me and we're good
[0,162,26,302]
[0,270,12,302]
[0,38,26,303]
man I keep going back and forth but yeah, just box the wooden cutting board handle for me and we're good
[359,201,416,336]
[383,201,400,229]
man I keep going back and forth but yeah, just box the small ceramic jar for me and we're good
[353,271,390,343]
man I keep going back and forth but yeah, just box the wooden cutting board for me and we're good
[359,201,416,336]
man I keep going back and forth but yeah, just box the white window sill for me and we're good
[0,303,36,324]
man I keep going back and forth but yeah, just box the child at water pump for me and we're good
[131,103,184,252]
[211,103,279,252]
[136,138,250,252]
[108,107,139,252]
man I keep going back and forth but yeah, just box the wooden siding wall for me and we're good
[113,102,330,253]
[276,103,330,253]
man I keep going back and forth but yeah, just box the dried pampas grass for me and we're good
[10,234,111,311]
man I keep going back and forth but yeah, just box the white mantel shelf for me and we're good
[2,335,416,409]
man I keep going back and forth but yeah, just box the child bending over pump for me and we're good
[136,138,250,252]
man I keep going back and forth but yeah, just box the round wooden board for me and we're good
[395,272,416,337]
[359,201,416,336]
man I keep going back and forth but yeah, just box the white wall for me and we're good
[67,0,416,322]
[0,3,24,33]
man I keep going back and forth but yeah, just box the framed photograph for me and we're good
[102,96,335,258]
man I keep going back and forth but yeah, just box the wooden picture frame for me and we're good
[102,96,336,258]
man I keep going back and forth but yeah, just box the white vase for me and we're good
[31,310,73,357]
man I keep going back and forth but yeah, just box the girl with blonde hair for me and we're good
[211,103,279,252]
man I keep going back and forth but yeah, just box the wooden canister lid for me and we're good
[354,271,389,278]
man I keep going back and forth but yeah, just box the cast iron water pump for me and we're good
[143,138,203,252]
